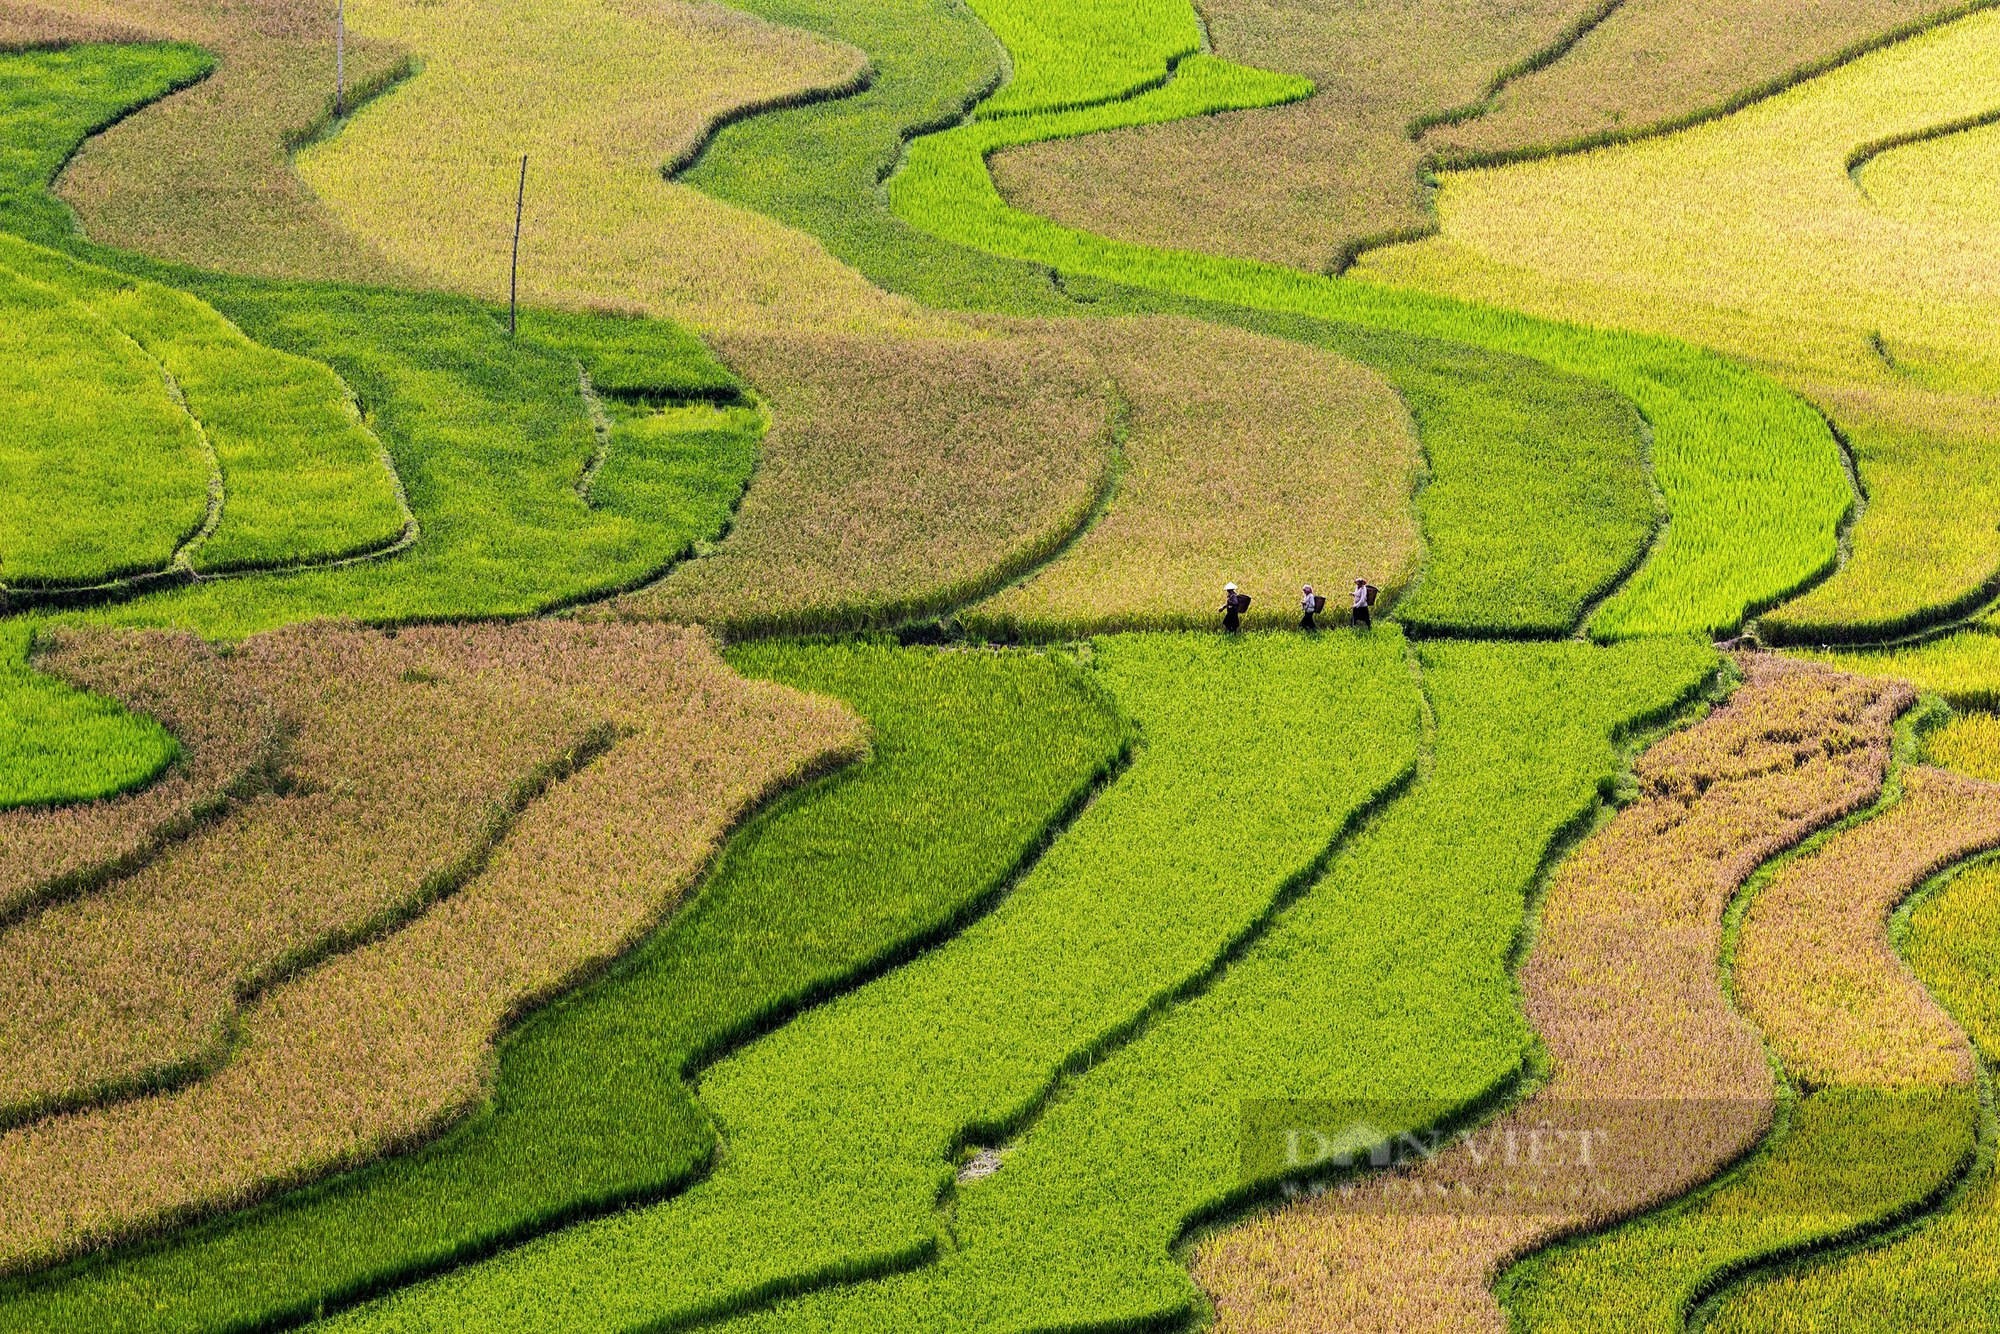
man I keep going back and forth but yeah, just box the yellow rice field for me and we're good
[296,0,942,336]
[1357,7,2000,639]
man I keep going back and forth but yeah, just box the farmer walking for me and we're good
[1351,577,1378,629]
[1221,582,1250,632]
[1300,584,1323,631]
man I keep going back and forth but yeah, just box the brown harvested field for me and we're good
[987,0,1592,272]
[1424,0,1962,164]
[0,621,863,1273]
[1735,766,2000,1090]
[1192,656,1910,1334]
[610,330,1118,635]
[0,1,150,46]
[0,630,275,922]
[0,621,619,1122]
[962,318,1422,637]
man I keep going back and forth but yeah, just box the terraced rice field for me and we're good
[1705,845,2000,1331]
[0,643,1125,1332]
[0,627,271,902]
[0,622,866,1274]
[1498,765,2000,1334]
[1195,655,1908,1332]
[296,0,917,335]
[11,0,2000,1328]
[0,259,207,586]
[1357,3,2000,641]
[881,46,1853,640]
[962,318,1425,637]
[988,0,1596,271]
[612,329,1120,635]
[0,230,408,586]
[0,626,183,812]
[1422,0,1974,164]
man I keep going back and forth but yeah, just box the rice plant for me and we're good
[292,0,929,337]
[961,318,1425,637]
[0,621,632,1132]
[1424,0,1963,167]
[1498,765,2000,1332]
[986,0,1594,274]
[0,45,767,639]
[1358,5,2000,642]
[635,638,1719,1334]
[679,0,1671,638]
[0,260,206,588]
[1706,847,2000,1332]
[0,626,272,912]
[0,40,214,248]
[0,644,1126,1334]
[614,329,1119,637]
[967,0,1200,116]
[0,232,409,579]
[301,632,1422,1334]
[884,55,1852,640]
[1198,654,1907,1333]
[0,625,179,811]
[1505,1088,1976,1332]
[0,622,864,1279]
[5,6,1994,1332]
[1801,626,2000,711]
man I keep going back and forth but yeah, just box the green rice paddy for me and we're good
[7,1,2000,1329]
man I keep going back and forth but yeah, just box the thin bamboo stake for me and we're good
[510,155,528,337]
[335,0,345,118]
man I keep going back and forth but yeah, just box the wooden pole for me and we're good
[510,154,527,337]
[335,0,345,118]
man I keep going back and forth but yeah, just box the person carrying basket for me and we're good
[1351,577,1378,628]
[1221,582,1251,632]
